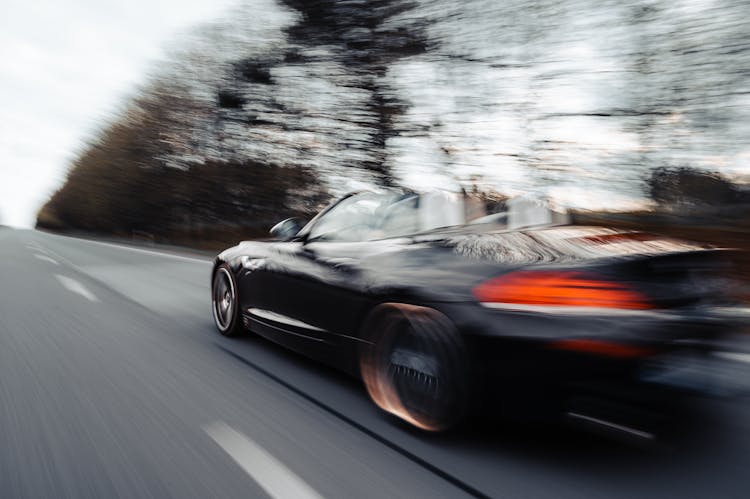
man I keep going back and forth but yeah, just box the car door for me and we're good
[258,193,388,335]
[248,192,414,368]
[272,239,374,338]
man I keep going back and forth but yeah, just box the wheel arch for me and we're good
[353,287,455,340]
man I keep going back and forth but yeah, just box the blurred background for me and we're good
[0,0,745,261]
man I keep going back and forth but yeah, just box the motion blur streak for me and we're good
[54,274,100,302]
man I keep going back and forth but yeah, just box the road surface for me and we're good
[0,228,748,498]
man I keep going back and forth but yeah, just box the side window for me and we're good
[308,193,386,242]
[378,195,419,238]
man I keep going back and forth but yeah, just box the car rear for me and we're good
[433,226,750,437]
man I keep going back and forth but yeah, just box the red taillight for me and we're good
[473,271,653,310]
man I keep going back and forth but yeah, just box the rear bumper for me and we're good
[433,302,750,425]
[638,342,750,396]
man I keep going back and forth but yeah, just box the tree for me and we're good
[647,167,740,209]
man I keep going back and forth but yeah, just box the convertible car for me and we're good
[212,190,744,434]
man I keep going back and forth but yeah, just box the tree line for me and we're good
[37,0,750,248]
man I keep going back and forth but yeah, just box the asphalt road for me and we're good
[1,228,748,498]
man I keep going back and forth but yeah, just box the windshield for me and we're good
[306,190,513,242]
[307,191,414,242]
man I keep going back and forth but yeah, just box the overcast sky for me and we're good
[0,0,239,227]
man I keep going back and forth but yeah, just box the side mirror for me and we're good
[270,217,304,241]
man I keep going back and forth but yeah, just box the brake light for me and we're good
[473,271,653,310]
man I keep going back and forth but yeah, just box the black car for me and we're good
[212,190,742,434]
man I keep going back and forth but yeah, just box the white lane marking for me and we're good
[203,421,322,499]
[49,234,209,264]
[55,275,100,302]
[714,351,750,364]
[32,245,84,272]
[28,242,54,256]
[34,254,58,265]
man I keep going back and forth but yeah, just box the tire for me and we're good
[212,264,243,337]
[359,303,470,432]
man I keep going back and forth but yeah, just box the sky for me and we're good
[0,0,239,227]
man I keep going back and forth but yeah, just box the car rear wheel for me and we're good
[212,264,243,336]
[359,303,470,432]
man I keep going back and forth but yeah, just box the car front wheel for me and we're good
[212,264,243,337]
